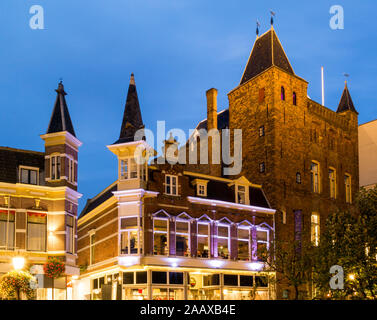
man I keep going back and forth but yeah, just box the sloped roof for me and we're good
[337,82,358,114]
[0,147,44,184]
[113,73,145,144]
[47,82,76,137]
[196,109,229,131]
[240,28,294,85]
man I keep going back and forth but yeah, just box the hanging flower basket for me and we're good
[43,258,65,279]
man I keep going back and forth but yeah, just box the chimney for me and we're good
[206,88,218,132]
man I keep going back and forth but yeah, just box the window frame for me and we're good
[197,221,210,258]
[197,183,207,197]
[50,155,61,181]
[120,216,140,255]
[237,225,251,261]
[235,184,249,205]
[329,167,337,199]
[153,217,169,256]
[66,214,75,254]
[119,157,147,181]
[165,174,178,196]
[345,173,352,204]
[27,213,47,252]
[19,166,39,185]
[217,223,230,260]
[175,218,191,257]
[311,213,320,246]
[310,161,321,193]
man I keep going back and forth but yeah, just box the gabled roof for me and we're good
[196,109,229,131]
[337,82,358,114]
[240,27,294,85]
[113,73,145,145]
[46,81,76,137]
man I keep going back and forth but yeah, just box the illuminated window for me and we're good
[176,220,190,257]
[311,213,320,246]
[120,157,146,181]
[197,184,207,197]
[218,224,230,259]
[296,172,301,184]
[0,211,15,250]
[51,155,61,180]
[120,217,139,255]
[197,221,210,258]
[257,229,269,261]
[345,174,352,203]
[237,225,250,261]
[259,162,265,173]
[329,168,337,199]
[259,126,265,137]
[310,161,320,193]
[165,175,178,195]
[281,86,285,101]
[153,218,168,256]
[27,213,47,252]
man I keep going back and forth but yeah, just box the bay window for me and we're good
[197,222,210,258]
[120,217,139,254]
[27,213,47,252]
[0,211,15,250]
[217,224,230,259]
[237,227,250,261]
[176,220,190,257]
[153,218,168,255]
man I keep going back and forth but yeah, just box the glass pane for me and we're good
[224,274,238,286]
[29,170,37,185]
[130,231,138,254]
[169,272,183,285]
[218,226,228,238]
[176,221,189,234]
[197,236,209,258]
[152,271,167,284]
[121,217,137,229]
[154,233,168,255]
[238,240,249,261]
[121,159,128,179]
[120,232,128,254]
[130,158,137,178]
[136,271,147,284]
[123,272,134,285]
[218,238,229,259]
[198,223,209,236]
[176,235,189,257]
[257,230,268,241]
[154,219,168,232]
[238,228,249,240]
[240,276,253,287]
[21,169,29,183]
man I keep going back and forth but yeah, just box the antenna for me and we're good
[321,67,325,106]
[256,20,260,36]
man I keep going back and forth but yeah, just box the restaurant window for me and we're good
[123,272,134,285]
[218,224,230,259]
[255,276,268,287]
[51,155,61,180]
[165,175,178,196]
[20,167,38,185]
[329,168,337,199]
[153,218,169,255]
[120,217,139,255]
[197,222,210,258]
[0,211,15,250]
[345,174,352,203]
[136,271,148,284]
[240,275,253,287]
[176,220,190,257]
[224,274,238,286]
[27,213,46,252]
[310,161,320,193]
[237,226,250,261]
[257,229,269,261]
[66,215,75,254]
[203,274,220,286]
[169,272,184,285]
[152,271,167,284]
[311,213,320,246]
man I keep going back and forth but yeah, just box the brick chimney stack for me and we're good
[206,88,218,132]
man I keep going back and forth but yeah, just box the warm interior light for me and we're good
[348,274,355,281]
[12,257,25,270]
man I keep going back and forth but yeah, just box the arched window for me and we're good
[281,86,285,101]
[293,92,297,105]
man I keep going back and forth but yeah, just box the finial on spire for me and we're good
[343,73,350,86]
[256,20,260,37]
[56,78,66,95]
[270,10,275,27]
[130,73,135,85]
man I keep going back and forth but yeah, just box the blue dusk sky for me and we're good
[0,0,376,212]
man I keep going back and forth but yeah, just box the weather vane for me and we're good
[343,73,350,84]
[270,10,276,26]
[256,20,261,36]
[59,77,63,84]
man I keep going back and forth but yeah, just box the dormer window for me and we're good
[165,174,178,195]
[51,155,61,180]
[197,184,207,197]
[20,166,39,185]
[236,185,249,205]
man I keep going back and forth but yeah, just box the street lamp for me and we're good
[348,274,355,281]
[12,256,25,270]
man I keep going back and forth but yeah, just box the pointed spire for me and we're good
[240,27,294,85]
[46,81,76,137]
[113,73,145,144]
[337,81,358,114]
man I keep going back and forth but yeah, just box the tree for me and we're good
[0,270,36,300]
[258,239,314,300]
[313,187,377,299]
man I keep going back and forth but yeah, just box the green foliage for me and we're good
[0,270,36,300]
[313,186,377,299]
